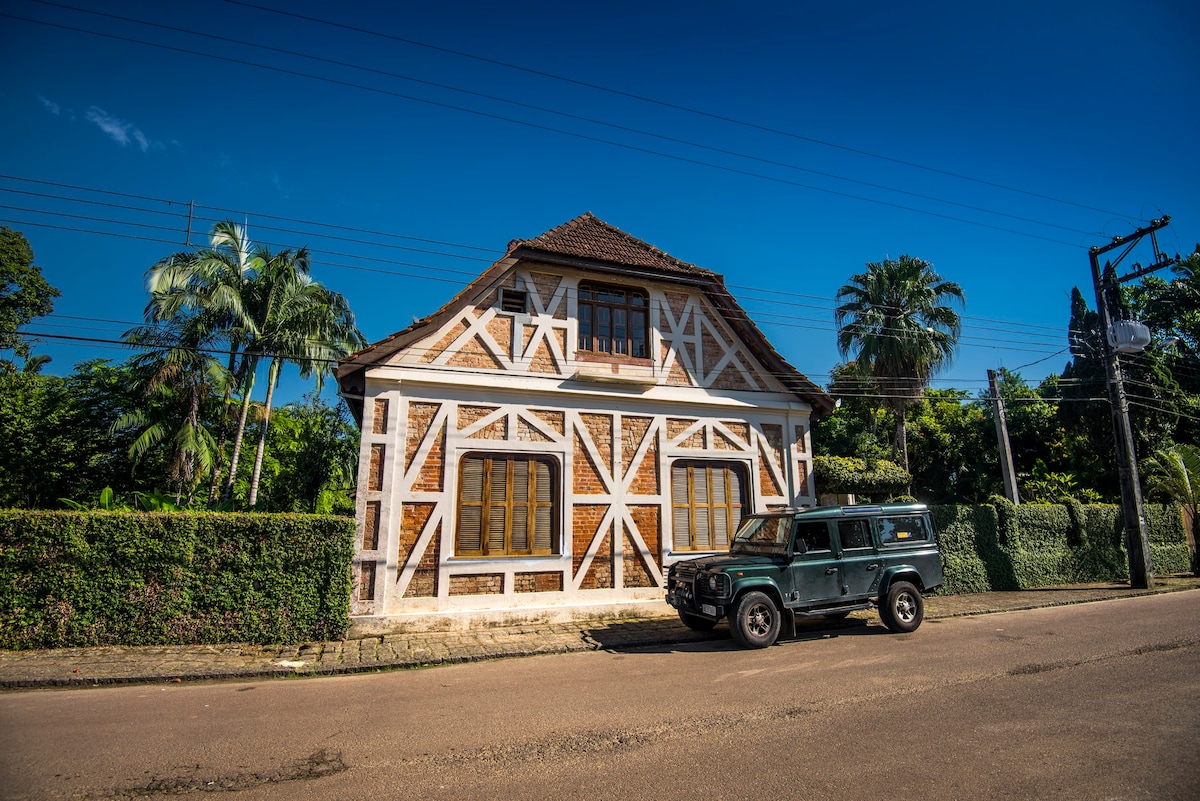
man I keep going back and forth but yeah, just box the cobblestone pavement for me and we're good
[3,576,1198,689]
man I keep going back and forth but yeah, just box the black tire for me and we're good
[879,580,924,633]
[678,609,718,631]
[730,591,782,648]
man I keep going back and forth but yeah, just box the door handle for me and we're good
[866,564,879,571]
[825,567,838,575]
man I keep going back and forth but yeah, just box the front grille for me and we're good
[674,562,698,582]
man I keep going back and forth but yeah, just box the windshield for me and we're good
[730,515,792,555]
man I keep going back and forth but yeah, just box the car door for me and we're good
[836,517,881,599]
[786,520,842,606]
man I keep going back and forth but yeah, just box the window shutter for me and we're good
[511,461,530,552]
[458,458,485,553]
[534,461,553,553]
[487,460,508,553]
[695,507,711,550]
[672,467,690,550]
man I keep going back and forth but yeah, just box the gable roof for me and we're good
[338,214,834,418]
[508,212,716,278]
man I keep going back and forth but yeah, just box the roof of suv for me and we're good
[753,503,930,519]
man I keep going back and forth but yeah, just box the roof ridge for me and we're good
[510,212,712,276]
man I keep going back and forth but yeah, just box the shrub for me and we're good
[0,510,354,649]
[932,502,1188,593]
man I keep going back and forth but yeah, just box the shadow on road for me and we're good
[584,615,892,654]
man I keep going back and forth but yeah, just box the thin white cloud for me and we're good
[85,106,158,153]
[271,170,291,200]
[38,95,61,116]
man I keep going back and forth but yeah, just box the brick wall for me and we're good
[580,413,613,473]
[368,444,385,491]
[372,399,388,434]
[449,573,504,595]
[363,500,381,550]
[573,433,607,494]
[515,572,564,593]
[447,335,502,369]
[622,525,654,587]
[404,523,441,598]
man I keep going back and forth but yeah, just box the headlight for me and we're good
[707,575,719,591]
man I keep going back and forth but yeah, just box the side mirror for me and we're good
[793,539,807,555]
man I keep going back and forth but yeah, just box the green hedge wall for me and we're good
[934,502,1192,594]
[0,511,355,650]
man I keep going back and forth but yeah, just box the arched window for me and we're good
[577,283,649,358]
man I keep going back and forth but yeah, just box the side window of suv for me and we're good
[792,521,831,554]
[838,519,872,550]
[878,515,930,545]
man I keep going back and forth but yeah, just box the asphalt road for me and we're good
[2,591,1197,801]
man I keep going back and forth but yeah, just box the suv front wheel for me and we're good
[730,591,781,648]
[879,580,924,633]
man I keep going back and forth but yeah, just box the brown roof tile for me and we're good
[510,212,714,277]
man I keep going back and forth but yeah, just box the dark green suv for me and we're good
[665,503,943,648]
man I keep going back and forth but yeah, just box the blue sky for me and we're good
[2,0,1198,405]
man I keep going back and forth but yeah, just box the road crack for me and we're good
[98,748,348,798]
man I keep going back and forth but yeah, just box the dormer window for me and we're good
[578,283,648,358]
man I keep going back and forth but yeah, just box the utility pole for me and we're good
[988,369,1020,504]
[1088,217,1181,589]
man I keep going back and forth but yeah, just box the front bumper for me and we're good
[666,566,727,619]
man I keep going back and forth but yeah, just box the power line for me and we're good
[0,175,1103,336]
[29,0,1105,240]
[0,201,1075,350]
[221,0,1135,221]
[2,10,1087,247]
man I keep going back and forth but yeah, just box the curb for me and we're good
[3,581,1197,690]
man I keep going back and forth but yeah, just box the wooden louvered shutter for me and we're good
[672,466,691,550]
[693,466,711,550]
[511,459,530,553]
[487,459,508,555]
[712,468,729,548]
[728,468,743,535]
[458,457,485,554]
[533,460,553,553]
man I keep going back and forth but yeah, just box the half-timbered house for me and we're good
[337,213,834,628]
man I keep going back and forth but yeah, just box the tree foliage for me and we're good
[0,226,60,368]
[834,255,964,471]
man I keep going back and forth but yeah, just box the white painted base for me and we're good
[348,597,676,636]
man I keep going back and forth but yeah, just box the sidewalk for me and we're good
[3,576,1198,689]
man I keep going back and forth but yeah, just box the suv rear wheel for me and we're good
[879,580,924,633]
[730,591,781,648]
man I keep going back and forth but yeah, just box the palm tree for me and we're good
[240,248,365,508]
[1142,443,1200,575]
[835,255,964,471]
[145,221,261,501]
[113,313,226,503]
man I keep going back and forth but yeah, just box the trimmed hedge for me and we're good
[0,511,355,650]
[934,502,1192,594]
[813,455,910,498]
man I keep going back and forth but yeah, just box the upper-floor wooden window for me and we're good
[578,283,649,358]
[456,454,558,557]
